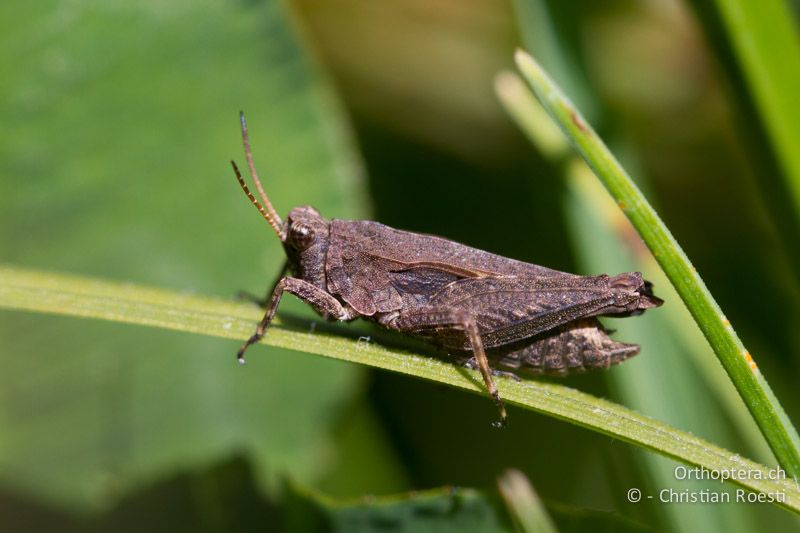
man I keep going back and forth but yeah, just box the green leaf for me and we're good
[2,265,799,515]
[285,484,513,533]
[288,472,645,533]
[0,0,365,509]
[0,453,642,532]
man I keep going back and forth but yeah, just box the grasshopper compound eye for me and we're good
[287,222,313,250]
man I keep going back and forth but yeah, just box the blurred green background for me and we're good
[1,0,799,531]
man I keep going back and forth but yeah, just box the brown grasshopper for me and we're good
[231,113,662,427]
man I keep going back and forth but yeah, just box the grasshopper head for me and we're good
[282,206,330,288]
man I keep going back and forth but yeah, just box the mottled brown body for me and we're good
[231,113,662,427]
[325,219,656,359]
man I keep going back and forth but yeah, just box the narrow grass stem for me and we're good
[514,49,800,478]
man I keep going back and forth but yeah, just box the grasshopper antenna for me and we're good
[233,112,283,237]
[230,160,283,237]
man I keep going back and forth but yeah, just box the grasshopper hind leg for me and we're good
[391,308,508,428]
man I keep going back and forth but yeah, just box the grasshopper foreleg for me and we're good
[237,277,357,363]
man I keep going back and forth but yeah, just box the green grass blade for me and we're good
[570,169,775,464]
[0,0,369,509]
[497,470,559,533]
[514,49,800,478]
[496,68,774,466]
[710,0,800,214]
[497,69,764,533]
[1,264,799,514]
